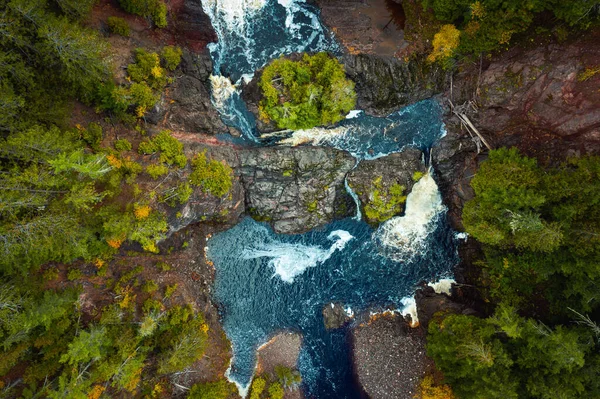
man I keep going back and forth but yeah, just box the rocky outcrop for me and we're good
[352,314,427,399]
[435,32,600,229]
[431,123,479,230]
[343,53,449,116]
[256,332,303,375]
[158,50,228,135]
[347,148,425,225]
[322,303,353,330]
[172,0,218,52]
[239,146,356,234]
[315,0,407,56]
[154,135,245,235]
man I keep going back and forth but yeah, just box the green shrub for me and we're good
[162,182,193,205]
[146,163,169,179]
[188,379,235,399]
[268,382,284,399]
[67,268,83,281]
[249,377,266,399]
[127,48,167,90]
[189,152,233,198]
[129,82,159,117]
[143,280,159,293]
[114,138,132,152]
[83,122,103,150]
[138,130,186,167]
[117,0,168,28]
[362,176,406,224]
[107,16,131,37]
[164,284,177,299]
[275,365,302,388]
[259,52,356,130]
[161,46,182,71]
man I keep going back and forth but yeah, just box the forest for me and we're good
[0,0,598,398]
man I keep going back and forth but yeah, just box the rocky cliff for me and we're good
[239,146,356,234]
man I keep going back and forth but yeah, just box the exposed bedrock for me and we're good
[238,146,356,234]
[342,53,449,116]
[148,49,228,135]
[351,314,427,399]
[156,135,358,235]
[256,332,303,375]
[172,0,218,52]
[434,32,600,230]
[322,302,353,330]
[347,148,426,225]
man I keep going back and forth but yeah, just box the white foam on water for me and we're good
[210,75,237,110]
[374,172,445,262]
[225,362,251,398]
[344,306,354,318]
[400,296,419,326]
[203,0,267,33]
[276,125,350,146]
[345,110,362,119]
[242,230,354,283]
[427,278,455,295]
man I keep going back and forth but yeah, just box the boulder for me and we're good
[347,149,426,225]
[239,146,356,234]
[322,303,353,330]
[351,314,427,399]
[256,332,303,375]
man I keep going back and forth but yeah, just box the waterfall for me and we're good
[373,172,446,262]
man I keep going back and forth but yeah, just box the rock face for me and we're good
[156,135,245,235]
[173,0,218,52]
[322,303,353,330]
[414,286,472,330]
[347,149,425,225]
[162,50,228,135]
[352,314,427,399]
[343,53,449,116]
[256,332,303,375]
[431,123,479,230]
[315,0,407,56]
[239,146,356,234]
[435,33,600,229]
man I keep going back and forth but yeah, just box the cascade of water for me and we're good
[344,161,362,221]
[373,171,446,262]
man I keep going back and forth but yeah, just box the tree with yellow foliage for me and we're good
[427,24,460,63]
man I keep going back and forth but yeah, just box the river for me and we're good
[201,0,459,397]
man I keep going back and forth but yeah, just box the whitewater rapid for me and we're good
[373,172,446,262]
[243,230,354,283]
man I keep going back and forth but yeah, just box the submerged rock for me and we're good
[322,302,353,330]
[351,314,427,399]
[342,53,449,116]
[347,149,426,225]
[239,146,356,234]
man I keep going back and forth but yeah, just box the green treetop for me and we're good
[259,52,357,130]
